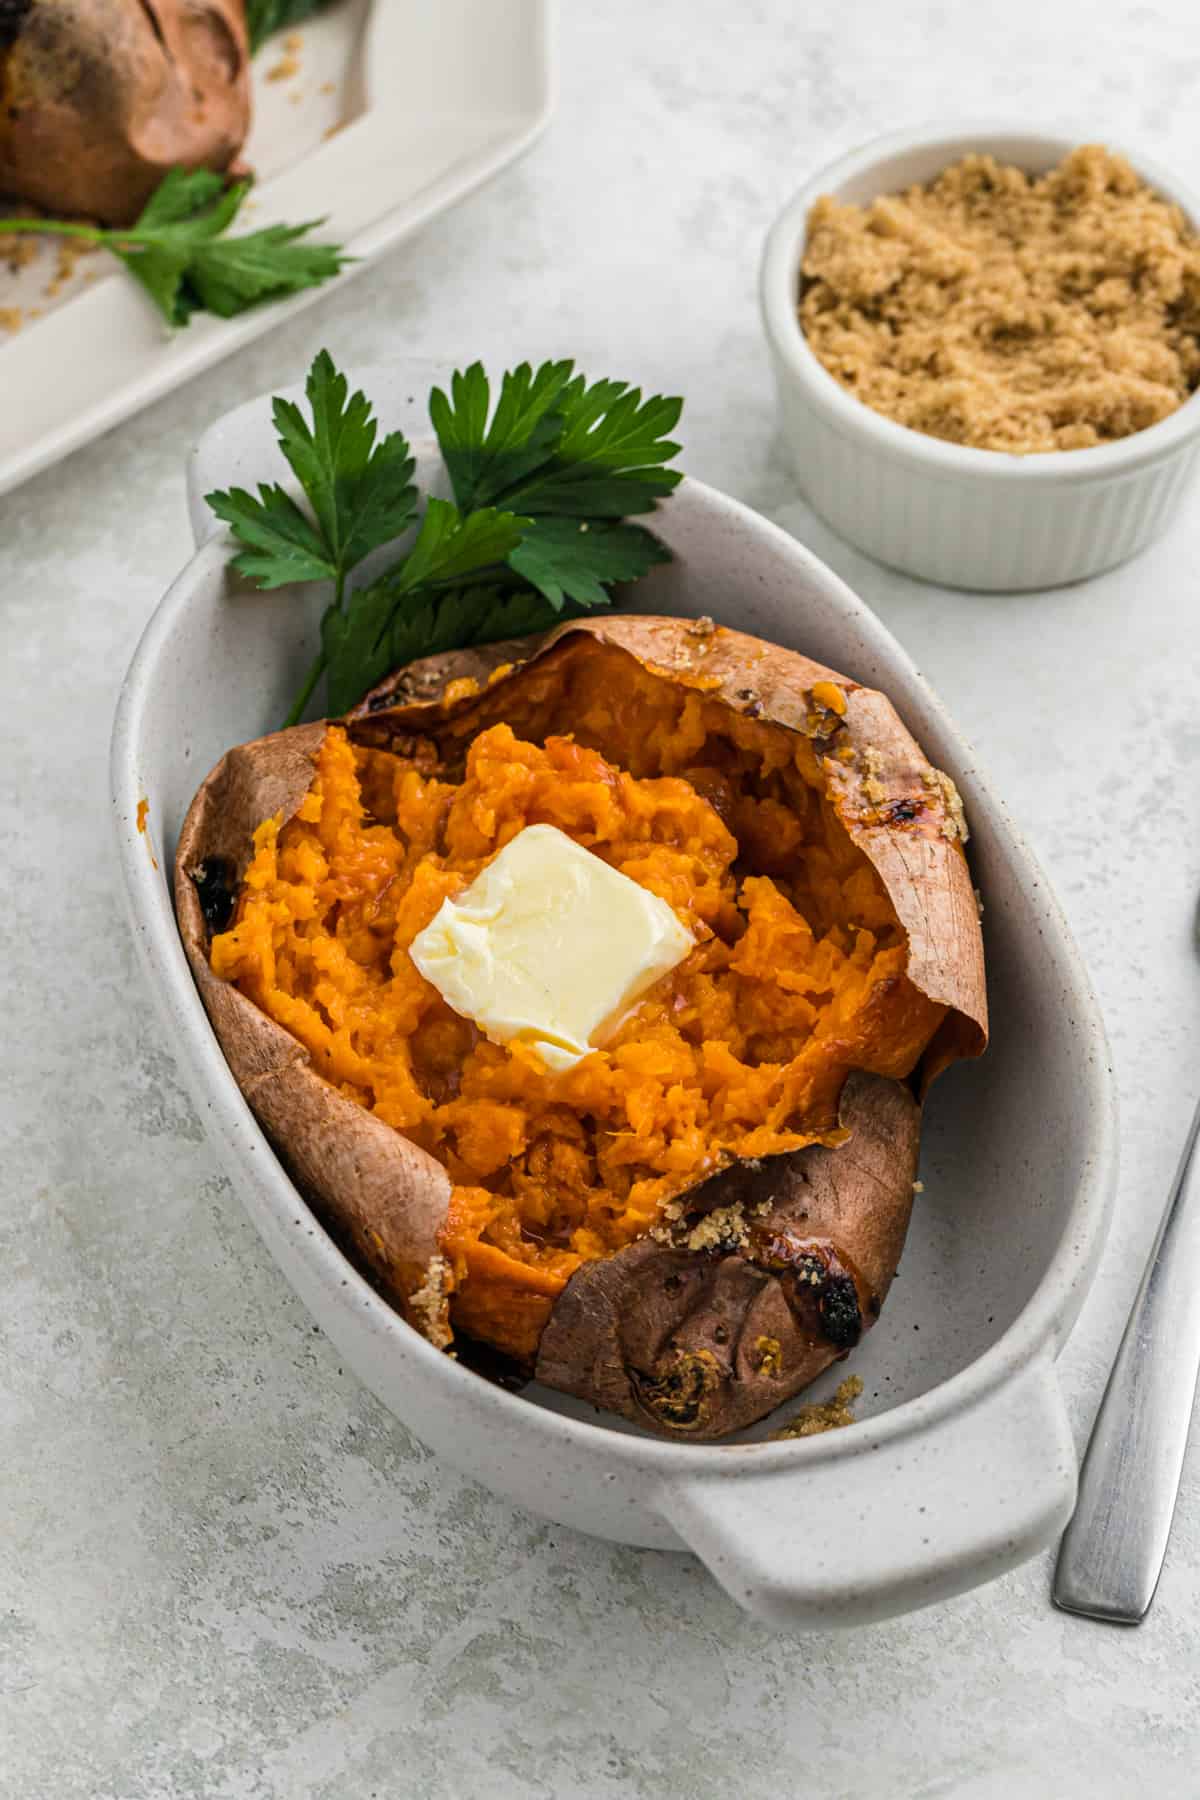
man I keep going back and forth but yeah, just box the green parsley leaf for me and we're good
[115,171,251,326]
[505,377,683,516]
[184,220,347,319]
[206,353,417,600]
[0,167,348,329]
[133,167,239,231]
[508,517,671,609]
[386,498,530,594]
[204,352,420,723]
[430,361,683,519]
[430,360,575,512]
[206,483,335,588]
[246,0,336,54]
[271,352,419,575]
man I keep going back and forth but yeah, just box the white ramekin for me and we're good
[761,124,1200,591]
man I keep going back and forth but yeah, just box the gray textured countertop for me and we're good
[4,4,1200,1796]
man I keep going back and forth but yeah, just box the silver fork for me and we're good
[1053,902,1200,1623]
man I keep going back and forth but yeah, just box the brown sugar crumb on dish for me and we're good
[0,231,38,273]
[44,237,99,300]
[800,145,1200,453]
[771,1374,863,1438]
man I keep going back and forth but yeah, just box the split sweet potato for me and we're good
[176,617,987,1438]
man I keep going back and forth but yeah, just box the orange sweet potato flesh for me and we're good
[176,618,988,1438]
[0,1,251,227]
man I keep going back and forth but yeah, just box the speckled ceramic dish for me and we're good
[110,367,1117,1630]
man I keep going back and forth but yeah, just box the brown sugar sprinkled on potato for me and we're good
[801,145,1200,453]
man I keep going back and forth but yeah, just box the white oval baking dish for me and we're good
[110,369,1117,1629]
[761,124,1200,591]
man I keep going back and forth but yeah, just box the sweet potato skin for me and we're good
[0,0,251,226]
[176,616,988,1436]
[175,722,453,1332]
[534,1071,919,1438]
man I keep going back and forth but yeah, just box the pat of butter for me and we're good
[409,823,694,1071]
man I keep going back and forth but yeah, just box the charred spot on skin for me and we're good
[753,1232,864,1350]
[881,796,924,826]
[819,1274,863,1349]
[632,1347,722,1430]
[0,0,32,48]
[191,857,238,934]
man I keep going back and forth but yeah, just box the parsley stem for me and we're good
[0,220,161,265]
[283,649,326,729]
[0,220,109,243]
[282,566,343,728]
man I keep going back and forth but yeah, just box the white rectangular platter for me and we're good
[0,0,554,499]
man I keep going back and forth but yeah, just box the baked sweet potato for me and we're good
[0,0,251,226]
[176,617,987,1438]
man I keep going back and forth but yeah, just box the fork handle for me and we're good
[1054,1096,1200,1622]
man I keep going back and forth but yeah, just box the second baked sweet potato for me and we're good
[0,0,251,226]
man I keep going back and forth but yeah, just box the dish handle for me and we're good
[653,1351,1075,1630]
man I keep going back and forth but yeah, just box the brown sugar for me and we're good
[771,1374,863,1439]
[799,146,1200,453]
[0,230,39,272]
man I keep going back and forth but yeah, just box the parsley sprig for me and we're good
[0,168,347,328]
[204,350,685,725]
